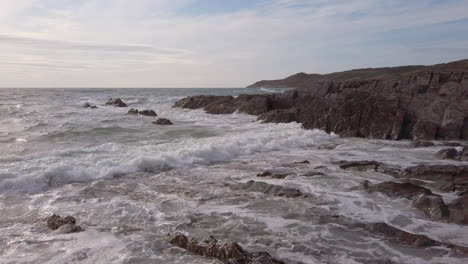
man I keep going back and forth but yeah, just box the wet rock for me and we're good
[318,143,339,150]
[356,181,433,199]
[257,109,298,123]
[460,146,468,161]
[436,148,459,160]
[338,160,381,172]
[232,180,305,198]
[168,233,285,264]
[257,171,288,179]
[153,118,173,125]
[127,108,139,115]
[398,165,468,193]
[412,194,449,220]
[105,98,127,107]
[82,102,97,109]
[443,142,463,147]
[302,171,325,177]
[46,214,82,233]
[364,223,468,254]
[139,110,157,117]
[411,140,435,148]
[447,194,468,225]
[292,160,310,165]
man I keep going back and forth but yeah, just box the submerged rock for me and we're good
[447,194,468,225]
[139,109,157,117]
[411,140,435,148]
[338,160,381,172]
[168,232,285,264]
[82,102,97,109]
[398,165,468,193]
[105,98,127,107]
[436,148,459,160]
[232,180,305,198]
[153,118,173,125]
[412,194,450,220]
[354,181,433,199]
[257,171,288,179]
[46,214,82,233]
[127,108,139,115]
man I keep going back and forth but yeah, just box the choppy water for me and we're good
[0,88,467,264]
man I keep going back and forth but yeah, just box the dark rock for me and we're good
[292,160,310,165]
[356,181,433,199]
[447,194,468,225]
[318,143,339,150]
[127,108,139,115]
[443,142,463,147]
[412,194,449,220]
[82,102,97,109]
[302,171,325,177]
[139,110,157,117]
[256,171,288,179]
[338,160,381,172]
[168,233,285,264]
[177,60,468,140]
[411,140,435,148]
[460,146,468,161]
[105,98,127,107]
[46,214,82,233]
[153,118,173,125]
[232,180,305,198]
[436,148,459,160]
[398,165,468,193]
[364,223,468,254]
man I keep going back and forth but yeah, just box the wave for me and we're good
[0,123,335,194]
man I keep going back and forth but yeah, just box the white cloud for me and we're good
[1,0,468,87]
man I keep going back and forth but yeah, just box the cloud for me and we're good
[1,0,468,88]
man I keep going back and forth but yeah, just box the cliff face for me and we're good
[175,60,468,140]
[247,59,468,89]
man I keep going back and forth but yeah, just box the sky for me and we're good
[1,0,468,88]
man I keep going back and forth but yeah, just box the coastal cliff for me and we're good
[175,59,468,140]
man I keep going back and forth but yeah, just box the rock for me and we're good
[46,214,82,233]
[460,146,468,161]
[318,143,339,150]
[338,160,381,172]
[153,118,173,125]
[364,223,468,253]
[357,181,433,199]
[447,194,468,225]
[411,140,435,148]
[436,148,459,160]
[139,110,157,117]
[168,233,285,264]
[302,171,325,177]
[232,180,305,198]
[292,160,310,165]
[256,171,288,179]
[127,108,139,115]
[412,194,449,220]
[398,165,468,193]
[443,142,463,147]
[82,102,97,109]
[177,60,468,140]
[105,98,127,107]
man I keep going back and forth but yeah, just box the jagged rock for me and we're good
[398,165,468,193]
[412,194,449,220]
[447,194,468,225]
[153,118,173,125]
[82,102,97,109]
[168,233,285,264]
[232,180,305,198]
[127,108,139,115]
[354,181,433,199]
[256,171,288,179]
[176,60,468,140]
[105,98,127,107]
[411,140,435,148]
[46,214,82,233]
[338,160,381,172]
[436,148,459,160]
[139,110,157,117]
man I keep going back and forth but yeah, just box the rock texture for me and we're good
[231,180,306,198]
[168,233,285,264]
[105,98,127,107]
[175,59,468,140]
[46,214,82,233]
[153,118,173,125]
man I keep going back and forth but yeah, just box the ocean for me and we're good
[0,88,467,264]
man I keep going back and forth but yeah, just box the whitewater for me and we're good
[0,88,467,264]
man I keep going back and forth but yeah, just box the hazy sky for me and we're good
[1,0,468,88]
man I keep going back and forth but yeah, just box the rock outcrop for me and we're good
[153,118,173,125]
[168,233,285,264]
[105,98,127,107]
[127,109,158,117]
[46,214,82,233]
[174,59,468,140]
